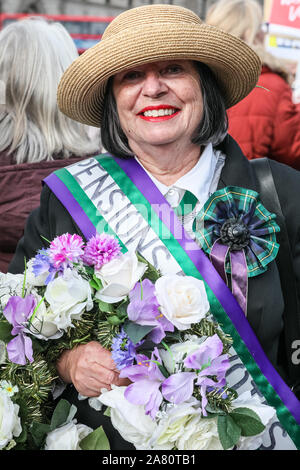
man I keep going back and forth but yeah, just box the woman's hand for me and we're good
[56,341,130,396]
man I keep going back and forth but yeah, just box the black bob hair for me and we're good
[100,61,228,158]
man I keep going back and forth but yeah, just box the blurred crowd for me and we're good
[1,0,300,273]
[0,17,101,272]
[206,0,300,168]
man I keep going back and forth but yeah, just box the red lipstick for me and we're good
[138,105,180,121]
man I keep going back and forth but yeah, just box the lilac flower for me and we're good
[32,249,58,284]
[32,249,51,276]
[49,233,85,270]
[83,233,121,269]
[120,348,165,420]
[127,279,174,343]
[3,295,36,365]
[161,372,196,404]
[162,334,230,415]
[111,329,142,370]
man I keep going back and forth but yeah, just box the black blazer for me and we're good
[9,135,300,367]
[8,135,300,448]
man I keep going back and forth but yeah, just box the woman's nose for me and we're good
[142,72,168,98]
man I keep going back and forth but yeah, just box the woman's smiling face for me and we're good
[112,60,203,152]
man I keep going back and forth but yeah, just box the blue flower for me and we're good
[32,249,51,276]
[32,249,61,284]
[111,329,141,370]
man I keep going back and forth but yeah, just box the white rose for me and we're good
[159,335,206,374]
[24,292,62,340]
[151,398,201,450]
[155,275,210,330]
[98,385,157,449]
[95,251,147,303]
[45,420,93,450]
[177,414,223,450]
[0,272,25,309]
[45,269,93,331]
[0,389,22,449]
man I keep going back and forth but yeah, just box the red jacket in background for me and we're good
[227,66,300,170]
[0,153,96,273]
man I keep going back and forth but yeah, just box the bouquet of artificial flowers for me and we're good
[0,232,276,450]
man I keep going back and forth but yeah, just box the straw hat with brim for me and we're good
[57,4,261,128]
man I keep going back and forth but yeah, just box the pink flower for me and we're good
[49,233,85,269]
[83,233,121,269]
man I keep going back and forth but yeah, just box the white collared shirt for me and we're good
[135,143,225,208]
[135,144,226,237]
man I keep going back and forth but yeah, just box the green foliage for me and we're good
[49,399,77,431]
[79,426,110,450]
[157,362,170,379]
[115,299,129,321]
[95,298,114,314]
[218,414,241,449]
[107,314,123,326]
[230,407,265,436]
[30,399,77,449]
[0,355,56,421]
[89,275,103,291]
[95,320,120,349]
[0,320,13,343]
[217,407,265,449]
[200,387,238,415]
[30,422,52,448]
[123,320,154,344]
[137,253,161,283]
[30,400,110,451]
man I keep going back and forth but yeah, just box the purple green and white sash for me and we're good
[44,154,300,450]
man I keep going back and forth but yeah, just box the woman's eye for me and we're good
[122,71,142,81]
[164,65,183,75]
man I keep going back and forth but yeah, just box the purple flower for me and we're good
[3,295,36,365]
[49,233,84,270]
[111,329,141,370]
[127,279,174,343]
[6,334,33,365]
[162,334,230,415]
[83,233,121,269]
[32,249,58,284]
[32,249,51,276]
[161,372,196,404]
[120,348,165,420]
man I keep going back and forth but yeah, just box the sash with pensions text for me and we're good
[44,154,300,450]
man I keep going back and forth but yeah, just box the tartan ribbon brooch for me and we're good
[193,186,280,314]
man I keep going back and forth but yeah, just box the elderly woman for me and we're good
[8,5,300,450]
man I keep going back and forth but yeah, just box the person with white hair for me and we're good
[0,17,101,272]
[206,0,300,170]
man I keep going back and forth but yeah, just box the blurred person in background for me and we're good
[206,0,300,170]
[0,17,101,273]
